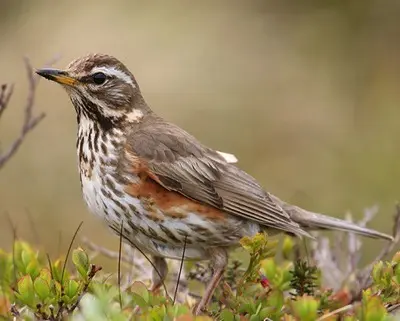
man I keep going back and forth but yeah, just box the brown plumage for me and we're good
[36,53,393,314]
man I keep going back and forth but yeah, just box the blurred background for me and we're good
[0,0,399,265]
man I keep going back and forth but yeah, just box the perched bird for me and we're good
[36,54,393,314]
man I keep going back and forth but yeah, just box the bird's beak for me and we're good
[36,68,78,86]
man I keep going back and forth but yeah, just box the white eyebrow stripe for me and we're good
[91,66,135,87]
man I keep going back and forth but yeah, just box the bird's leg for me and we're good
[150,256,168,294]
[194,248,228,315]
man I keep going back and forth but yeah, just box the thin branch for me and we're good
[357,204,400,291]
[173,235,187,305]
[111,227,170,299]
[387,303,400,314]
[0,56,59,170]
[61,221,83,286]
[81,237,146,273]
[0,84,14,119]
[57,221,83,320]
[317,304,354,321]
[309,205,398,295]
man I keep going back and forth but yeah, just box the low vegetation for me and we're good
[0,232,399,320]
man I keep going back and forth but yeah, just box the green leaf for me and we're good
[239,301,256,314]
[17,275,34,295]
[262,259,277,280]
[65,279,80,299]
[219,309,235,321]
[132,293,148,309]
[26,260,40,279]
[372,261,384,285]
[131,281,149,303]
[34,277,50,300]
[282,236,295,260]
[291,296,319,321]
[268,290,284,310]
[259,307,273,319]
[16,275,36,307]
[38,268,52,284]
[72,248,90,279]
[249,314,261,321]
[358,293,387,321]
[0,250,12,287]
[21,250,31,269]
[392,251,400,264]
[395,263,400,284]
[51,259,64,283]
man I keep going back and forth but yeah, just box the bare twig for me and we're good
[81,237,147,274]
[310,204,400,304]
[0,84,14,119]
[310,207,377,291]
[169,258,189,303]
[317,304,354,321]
[122,244,139,289]
[56,221,83,320]
[173,235,187,305]
[357,204,400,291]
[309,204,400,295]
[387,302,400,314]
[61,221,83,286]
[0,56,59,170]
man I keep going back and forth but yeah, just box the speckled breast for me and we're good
[76,119,260,260]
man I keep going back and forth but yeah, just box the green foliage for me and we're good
[290,260,319,297]
[0,236,398,321]
[371,256,400,305]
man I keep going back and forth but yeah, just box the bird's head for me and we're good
[36,53,148,130]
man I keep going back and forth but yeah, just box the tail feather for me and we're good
[271,195,394,241]
[291,208,393,241]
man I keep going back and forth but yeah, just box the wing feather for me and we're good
[126,119,305,236]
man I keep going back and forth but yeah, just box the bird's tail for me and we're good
[271,196,393,241]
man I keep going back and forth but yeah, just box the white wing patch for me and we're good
[216,151,238,164]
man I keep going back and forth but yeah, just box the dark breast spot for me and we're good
[93,124,100,152]
[101,187,112,199]
[102,200,109,211]
[77,136,84,160]
[113,210,121,219]
[128,204,140,217]
[159,225,180,243]
[113,198,128,213]
[127,220,138,232]
[101,142,108,154]
[104,176,116,190]
[87,127,93,150]
[110,138,119,149]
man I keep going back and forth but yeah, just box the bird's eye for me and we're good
[92,72,107,85]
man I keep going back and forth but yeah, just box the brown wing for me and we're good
[126,119,306,236]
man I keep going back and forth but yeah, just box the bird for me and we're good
[36,54,393,314]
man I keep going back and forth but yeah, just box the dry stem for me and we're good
[0,56,58,170]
